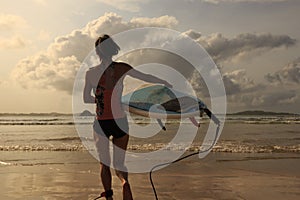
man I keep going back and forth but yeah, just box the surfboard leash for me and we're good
[149,124,220,200]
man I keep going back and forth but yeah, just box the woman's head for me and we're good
[95,34,120,59]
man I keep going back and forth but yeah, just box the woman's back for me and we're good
[87,62,131,120]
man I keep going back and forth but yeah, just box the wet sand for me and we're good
[0,151,299,200]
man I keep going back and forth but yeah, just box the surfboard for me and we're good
[121,85,220,129]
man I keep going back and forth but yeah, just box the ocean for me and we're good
[0,113,299,166]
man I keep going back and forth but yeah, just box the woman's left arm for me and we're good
[127,67,172,88]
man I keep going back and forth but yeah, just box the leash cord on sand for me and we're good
[149,125,220,200]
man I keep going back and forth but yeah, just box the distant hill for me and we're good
[229,110,299,116]
[79,110,94,116]
[0,112,72,116]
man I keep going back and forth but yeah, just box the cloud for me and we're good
[189,58,299,112]
[221,69,300,112]
[0,14,28,31]
[248,90,298,107]
[14,55,81,92]
[96,0,148,12]
[130,15,178,28]
[83,13,178,38]
[11,11,298,113]
[0,35,29,49]
[265,57,300,85]
[183,29,298,112]
[190,67,262,98]
[183,29,202,40]
[0,79,10,88]
[224,89,299,112]
[222,69,262,95]
[183,30,296,63]
[38,30,51,41]
[202,0,289,4]
[221,68,299,110]
[32,0,47,6]
[12,13,179,94]
[0,14,30,49]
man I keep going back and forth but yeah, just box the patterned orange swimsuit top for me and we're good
[94,62,130,120]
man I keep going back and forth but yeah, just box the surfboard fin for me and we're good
[189,117,200,127]
[157,119,166,131]
[204,108,220,125]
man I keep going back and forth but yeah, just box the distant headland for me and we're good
[0,110,298,116]
[229,110,299,116]
[79,110,94,116]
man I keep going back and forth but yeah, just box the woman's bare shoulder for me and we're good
[86,65,99,75]
[114,62,132,71]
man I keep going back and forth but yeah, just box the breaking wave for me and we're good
[1,142,299,153]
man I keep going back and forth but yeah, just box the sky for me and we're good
[0,0,299,114]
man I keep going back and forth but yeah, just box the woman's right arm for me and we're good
[83,72,95,104]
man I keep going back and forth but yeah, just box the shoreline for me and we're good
[0,151,299,200]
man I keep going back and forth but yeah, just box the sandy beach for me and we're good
[1,115,299,199]
[2,0,300,198]
[1,151,299,200]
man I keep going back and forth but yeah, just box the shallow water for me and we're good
[0,114,299,166]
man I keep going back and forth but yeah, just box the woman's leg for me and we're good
[94,131,113,199]
[112,134,133,200]
[100,163,112,192]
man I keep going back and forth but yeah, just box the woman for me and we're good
[83,34,171,200]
